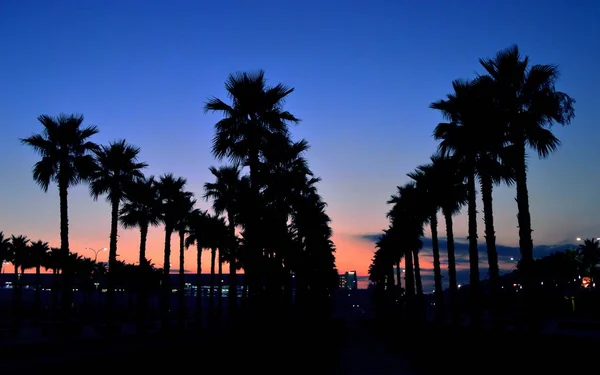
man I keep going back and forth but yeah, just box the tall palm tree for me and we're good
[408,162,444,320]
[479,45,575,293]
[21,113,99,315]
[156,173,192,329]
[431,79,487,325]
[204,164,242,312]
[387,183,426,317]
[431,155,467,323]
[89,139,147,325]
[120,176,161,265]
[205,70,300,299]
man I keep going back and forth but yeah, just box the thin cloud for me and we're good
[356,232,577,289]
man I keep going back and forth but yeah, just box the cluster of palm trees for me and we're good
[12,70,337,330]
[0,232,156,321]
[369,45,575,325]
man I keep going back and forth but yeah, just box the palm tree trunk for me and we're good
[196,244,202,326]
[178,230,186,331]
[106,196,120,332]
[412,247,424,321]
[404,247,415,318]
[395,260,402,296]
[51,268,58,323]
[247,148,262,301]
[137,225,149,333]
[161,226,173,331]
[227,212,237,315]
[209,247,216,320]
[430,213,443,322]
[12,264,20,329]
[480,174,500,314]
[217,252,223,320]
[514,140,536,328]
[443,209,459,325]
[58,178,72,324]
[139,224,148,265]
[35,265,41,319]
[413,249,423,296]
[466,172,481,326]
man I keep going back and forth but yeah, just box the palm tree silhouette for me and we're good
[204,164,243,313]
[478,45,575,294]
[185,209,210,324]
[174,192,196,330]
[89,139,147,328]
[431,79,487,325]
[205,70,300,300]
[21,113,99,319]
[155,173,192,329]
[120,175,161,265]
[28,240,49,318]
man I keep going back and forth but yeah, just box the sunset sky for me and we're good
[1,1,598,289]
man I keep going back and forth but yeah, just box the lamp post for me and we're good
[86,247,107,262]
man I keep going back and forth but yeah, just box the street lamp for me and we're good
[86,247,107,262]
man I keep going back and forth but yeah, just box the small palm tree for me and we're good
[21,113,99,313]
[185,209,210,324]
[9,235,30,323]
[28,240,49,316]
[119,175,161,265]
[578,239,600,280]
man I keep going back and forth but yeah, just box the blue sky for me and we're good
[0,0,598,283]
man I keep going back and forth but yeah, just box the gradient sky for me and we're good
[1,1,599,288]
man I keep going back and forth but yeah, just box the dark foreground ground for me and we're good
[1,316,598,374]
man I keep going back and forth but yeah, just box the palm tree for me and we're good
[89,139,147,325]
[387,183,426,315]
[204,214,228,320]
[408,162,444,320]
[431,79,487,325]
[374,230,397,296]
[204,164,242,312]
[43,246,62,318]
[478,45,575,293]
[185,209,210,324]
[205,70,300,299]
[21,113,99,315]
[120,176,161,265]
[28,240,49,317]
[431,155,467,323]
[0,232,9,275]
[9,235,29,325]
[156,173,192,328]
[174,192,196,330]
[578,238,600,280]
[119,176,160,331]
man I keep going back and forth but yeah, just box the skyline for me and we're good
[1,1,599,287]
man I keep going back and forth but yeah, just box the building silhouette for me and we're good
[339,271,358,291]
